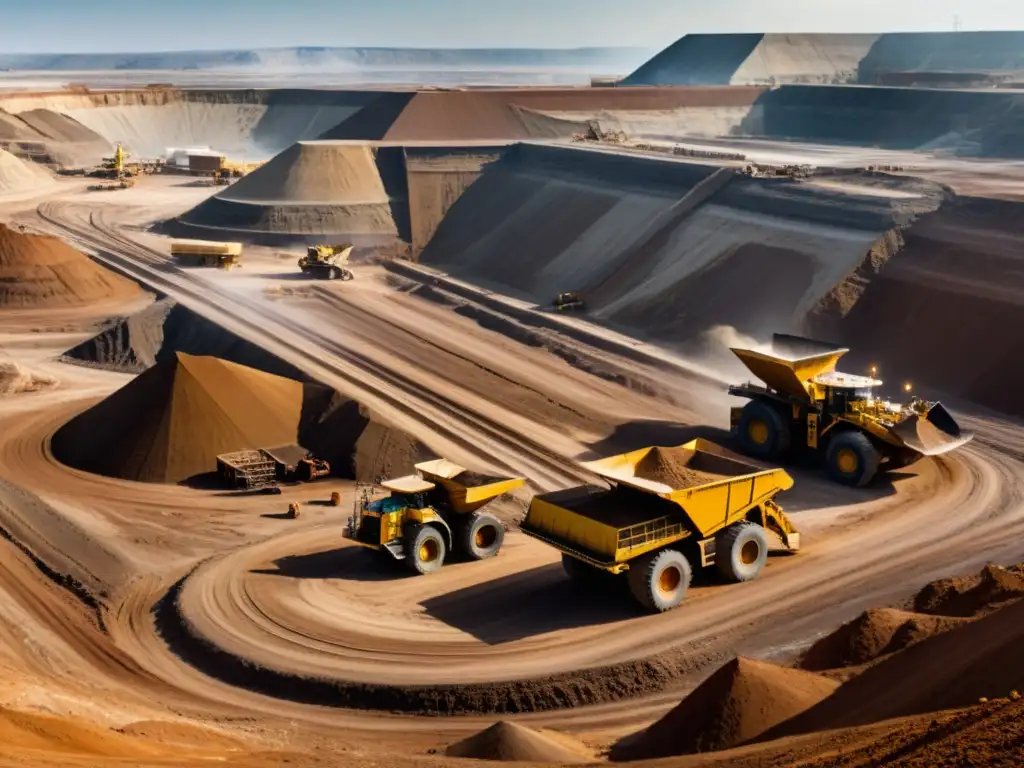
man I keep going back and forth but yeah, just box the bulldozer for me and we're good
[298,244,354,281]
[728,334,972,487]
[345,459,524,575]
[554,292,585,312]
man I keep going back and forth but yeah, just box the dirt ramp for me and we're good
[615,657,838,759]
[801,608,967,671]
[0,223,140,308]
[445,721,593,763]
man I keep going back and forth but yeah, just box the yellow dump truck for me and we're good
[345,459,525,575]
[729,334,973,487]
[521,439,799,613]
[170,239,243,270]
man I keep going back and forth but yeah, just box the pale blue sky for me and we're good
[0,0,1018,53]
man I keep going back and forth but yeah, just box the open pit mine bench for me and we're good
[521,439,800,612]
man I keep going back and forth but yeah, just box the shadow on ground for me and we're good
[251,546,399,582]
[420,563,639,644]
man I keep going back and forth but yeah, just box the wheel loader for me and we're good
[521,439,799,613]
[344,459,525,575]
[728,334,973,487]
[298,244,354,281]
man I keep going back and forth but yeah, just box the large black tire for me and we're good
[460,513,505,561]
[737,400,792,460]
[716,522,769,583]
[826,431,881,487]
[404,524,446,575]
[627,549,692,613]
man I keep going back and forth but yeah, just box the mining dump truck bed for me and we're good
[522,439,795,567]
[414,458,524,513]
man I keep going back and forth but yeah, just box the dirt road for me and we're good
[0,189,1020,756]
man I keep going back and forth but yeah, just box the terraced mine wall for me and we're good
[623,31,1024,86]
[815,195,1024,417]
[0,88,391,159]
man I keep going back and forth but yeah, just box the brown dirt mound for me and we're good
[0,223,140,308]
[913,563,1024,618]
[0,147,54,196]
[766,596,1024,739]
[634,446,725,488]
[53,353,430,485]
[445,721,593,763]
[801,608,968,671]
[0,706,157,758]
[616,657,839,759]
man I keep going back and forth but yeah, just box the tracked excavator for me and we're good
[298,244,354,281]
[728,334,972,487]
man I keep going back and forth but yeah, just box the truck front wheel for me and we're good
[628,549,692,613]
[405,524,446,575]
[716,522,769,583]
[826,431,881,487]
[737,401,792,460]
[461,513,505,560]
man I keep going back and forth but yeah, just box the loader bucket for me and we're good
[731,347,849,400]
[889,402,974,456]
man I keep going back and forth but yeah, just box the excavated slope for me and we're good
[616,657,839,759]
[816,196,1024,417]
[417,144,945,344]
[0,223,141,308]
[0,89,388,160]
[624,31,1024,86]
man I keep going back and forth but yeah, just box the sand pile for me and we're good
[767,588,1024,738]
[0,360,57,395]
[616,657,839,759]
[53,353,430,484]
[912,563,1024,618]
[0,148,55,196]
[53,353,307,483]
[445,721,593,763]
[174,141,409,243]
[0,223,140,308]
[801,608,968,671]
[633,446,726,488]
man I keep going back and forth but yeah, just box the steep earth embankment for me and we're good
[0,147,55,197]
[0,89,389,160]
[813,195,1024,417]
[623,31,1024,86]
[417,144,945,344]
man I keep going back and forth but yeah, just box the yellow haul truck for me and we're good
[170,239,243,270]
[521,439,799,613]
[344,459,525,575]
[728,334,972,487]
